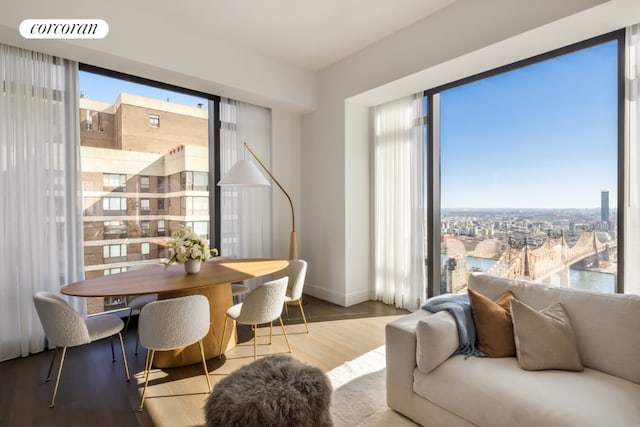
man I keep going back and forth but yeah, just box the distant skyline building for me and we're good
[601,190,610,222]
[445,255,467,294]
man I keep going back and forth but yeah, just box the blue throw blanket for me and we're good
[422,293,483,357]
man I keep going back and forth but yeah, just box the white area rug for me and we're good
[328,346,418,427]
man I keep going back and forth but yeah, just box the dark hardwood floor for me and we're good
[0,296,407,427]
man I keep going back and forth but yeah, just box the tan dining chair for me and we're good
[219,277,292,361]
[275,259,310,333]
[214,256,250,302]
[231,283,250,302]
[137,294,212,412]
[123,263,163,355]
[33,291,130,408]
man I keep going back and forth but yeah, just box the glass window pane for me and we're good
[193,221,208,236]
[80,69,212,314]
[438,40,618,294]
[110,245,120,257]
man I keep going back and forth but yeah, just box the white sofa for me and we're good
[385,273,640,427]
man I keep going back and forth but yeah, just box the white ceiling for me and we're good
[3,0,456,72]
[188,0,457,71]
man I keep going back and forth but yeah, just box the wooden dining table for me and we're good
[61,258,288,368]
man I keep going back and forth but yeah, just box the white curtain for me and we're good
[0,44,84,361]
[625,24,640,295]
[374,94,426,311]
[220,99,272,288]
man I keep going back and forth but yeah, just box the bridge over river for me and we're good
[487,230,616,286]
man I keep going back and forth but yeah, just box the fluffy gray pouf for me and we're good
[205,354,333,427]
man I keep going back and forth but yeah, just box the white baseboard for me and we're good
[303,283,373,307]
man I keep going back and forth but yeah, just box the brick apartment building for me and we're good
[80,93,210,314]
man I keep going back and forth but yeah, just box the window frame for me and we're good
[149,113,160,128]
[80,63,222,252]
[103,196,127,213]
[140,175,150,192]
[424,29,625,296]
[103,173,126,192]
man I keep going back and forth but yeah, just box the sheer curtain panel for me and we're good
[374,94,426,311]
[625,24,640,295]
[0,45,83,361]
[219,99,272,289]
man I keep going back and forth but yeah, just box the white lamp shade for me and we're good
[217,159,271,187]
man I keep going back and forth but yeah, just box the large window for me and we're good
[79,66,220,314]
[426,31,623,296]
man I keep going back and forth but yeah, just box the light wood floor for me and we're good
[0,296,407,427]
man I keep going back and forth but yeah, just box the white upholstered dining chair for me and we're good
[275,259,309,333]
[137,294,212,411]
[219,277,292,361]
[33,291,130,408]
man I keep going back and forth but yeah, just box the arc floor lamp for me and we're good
[217,142,298,260]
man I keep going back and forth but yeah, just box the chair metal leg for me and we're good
[124,307,134,335]
[138,349,155,412]
[278,317,292,354]
[284,302,289,319]
[143,347,151,376]
[117,332,130,381]
[269,321,273,345]
[109,336,115,362]
[46,347,60,381]
[134,331,140,355]
[218,317,228,359]
[297,300,310,334]
[49,346,67,408]
[253,324,257,360]
[198,340,211,392]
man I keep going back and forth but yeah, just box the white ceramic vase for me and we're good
[184,259,202,274]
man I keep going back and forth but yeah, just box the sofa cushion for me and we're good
[416,311,459,374]
[511,299,583,371]
[468,289,515,357]
[468,273,640,384]
[413,355,640,427]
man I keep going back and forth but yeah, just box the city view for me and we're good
[79,71,212,314]
[440,198,617,294]
[437,38,618,294]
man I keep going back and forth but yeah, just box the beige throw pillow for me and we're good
[468,289,516,357]
[416,311,459,374]
[510,298,583,372]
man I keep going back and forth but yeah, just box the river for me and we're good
[442,255,616,293]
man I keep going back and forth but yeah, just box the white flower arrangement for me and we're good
[165,226,214,265]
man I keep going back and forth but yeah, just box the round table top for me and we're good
[61,258,289,297]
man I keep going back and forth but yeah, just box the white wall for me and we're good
[271,108,303,259]
[301,0,640,305]
[344,102,372,305]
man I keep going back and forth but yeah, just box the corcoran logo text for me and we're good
[19,19,109,39]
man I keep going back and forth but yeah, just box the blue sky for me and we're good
[79,71,207,109]
[440,40,618,209]
[81,40,618,210]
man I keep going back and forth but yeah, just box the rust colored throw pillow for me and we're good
[468,289,516,358]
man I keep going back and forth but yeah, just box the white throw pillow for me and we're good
[416,311,459,374]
